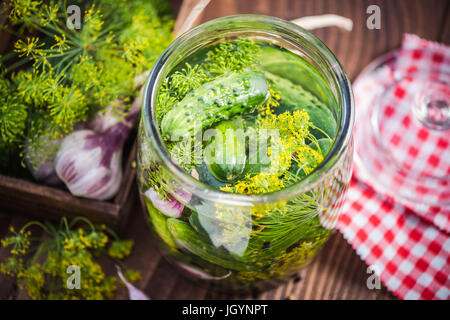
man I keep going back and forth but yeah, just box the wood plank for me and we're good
[440,3,450,44]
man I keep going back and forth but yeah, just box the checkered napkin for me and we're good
[337,34,450,300]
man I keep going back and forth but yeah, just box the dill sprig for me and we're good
[167,136,203,172]
[170,63,208,100]
[0,217,140,300]
[204,38,259,76]
[156,63,208,122]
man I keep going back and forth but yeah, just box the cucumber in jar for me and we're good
[145,198,178,250]
[204,116,247,183]
[265,72,337,139]
[160,71,269,139]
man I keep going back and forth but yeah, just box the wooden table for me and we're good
[1,0,449,300]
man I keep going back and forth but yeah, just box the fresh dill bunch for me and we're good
[0,0,174,173]
[236,233,329,281]
[0,217,140,300]
[242,192,330,263]
[169,63,208,100]
[156,79,179,123]
[156,63,208,123]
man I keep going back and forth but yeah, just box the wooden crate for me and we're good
[0,0,191,230]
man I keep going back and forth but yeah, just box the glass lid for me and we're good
[353,51,450,212]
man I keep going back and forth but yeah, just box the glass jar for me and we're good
[137,15,354,291]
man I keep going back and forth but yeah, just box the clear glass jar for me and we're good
[137,15,354,291]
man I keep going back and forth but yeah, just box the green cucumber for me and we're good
[258,45,333,105]
[160,71,269,139]
[145,199,178,250]
[166,218,252,271]
[195,161,228,190]
[265,72,337,139]
[205,117,247,182]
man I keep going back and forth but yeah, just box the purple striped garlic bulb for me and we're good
[55,89,143,200]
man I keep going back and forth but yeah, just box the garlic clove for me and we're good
[116,265,150,300]
[144,187,186,218]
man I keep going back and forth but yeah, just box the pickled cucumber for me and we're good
[265,72,337,139]
[205,116,247,182]
[145,199,178,250]
[160,71,269,139]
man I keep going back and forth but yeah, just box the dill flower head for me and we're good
[18,265,45,300]
[0,256,24,276]
[124,269,142,284]
[84,230,109,249]
[108,239,134,260]
[1,226,31,255]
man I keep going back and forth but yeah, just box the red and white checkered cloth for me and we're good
[337,34,450,300]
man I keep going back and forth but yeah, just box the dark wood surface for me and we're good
[1,0,449,300]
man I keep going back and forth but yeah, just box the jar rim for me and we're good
[142,14,354,206]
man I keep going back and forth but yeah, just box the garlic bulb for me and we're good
[55,88,143,200]
[54,129,124,200]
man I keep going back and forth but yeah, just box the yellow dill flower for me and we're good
[221,107,328,207]
[1,227,31,255]
[18,265,45,300]
[85,231,109,249]
[14,37,44,57]
[124,269,142,284]
[258,85,280,115]
[39,3,60,26]
[108,240,134,260]
[0,256,23,276]
[294,145,324,174]
[51,34,69,54]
